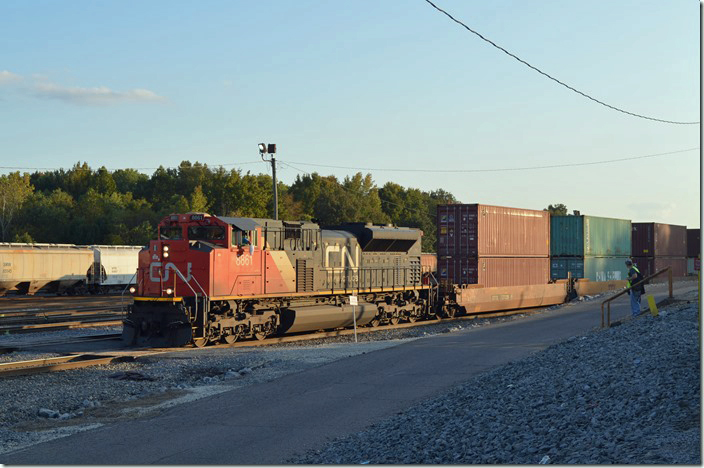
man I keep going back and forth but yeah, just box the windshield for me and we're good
[188,225,226,241]
[160,226,183,240]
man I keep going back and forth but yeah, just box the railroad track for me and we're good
[0,299,129,334]
[0,306,544,377]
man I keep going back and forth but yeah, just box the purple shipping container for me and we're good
[631,223,687,257]
[631,256,687,278]
[687,228,700,258]
[437,204,550,257]
[437,256,550,288]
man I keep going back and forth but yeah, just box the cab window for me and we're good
[232,228,258,248]
[188,226,225,241]
[160,226,183,240]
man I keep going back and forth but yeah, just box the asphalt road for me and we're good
[2,280,697,465]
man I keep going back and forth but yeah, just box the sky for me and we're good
[0,0,700,227]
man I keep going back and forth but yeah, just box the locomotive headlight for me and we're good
[166,288,173,295]
[163,245,169,252]
[129,286,136,294]
[163,252,169,258]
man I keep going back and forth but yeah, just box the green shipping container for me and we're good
[551,256,630,281]
[551,215,631,257]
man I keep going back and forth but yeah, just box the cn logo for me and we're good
[149,262,193,282]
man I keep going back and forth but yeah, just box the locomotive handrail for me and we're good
[120,270,138,316]
[600,267,673,328]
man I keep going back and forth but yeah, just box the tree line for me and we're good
[0,162,459,252]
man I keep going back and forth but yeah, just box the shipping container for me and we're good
[550,256,629,282]
[437,204,550,257]
[437,256,550,287]
[420,252,437,273]
[631,223,687,257]
[687,257,696,275]
[687,228,700,258]
[551,215,631,257]
[631,256,687,278]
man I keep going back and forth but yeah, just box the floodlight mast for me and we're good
[259,143,278,220]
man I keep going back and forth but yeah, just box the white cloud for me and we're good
[32,82,165,105]
[0,70,22,84]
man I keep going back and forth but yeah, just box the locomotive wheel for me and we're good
[407,315,417,323]
[444,307,456,319]
[193,337,209,348]
[369,318,380,327]
[221,332,238,344]
[389,316,400,326]
[254,331,267,341]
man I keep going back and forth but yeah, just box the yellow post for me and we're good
[647,295,658,317]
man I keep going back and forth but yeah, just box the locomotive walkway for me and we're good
[2,280,697,464]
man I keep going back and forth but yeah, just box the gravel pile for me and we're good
[291,294,701,464]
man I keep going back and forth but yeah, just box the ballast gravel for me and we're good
[291,293,701,464]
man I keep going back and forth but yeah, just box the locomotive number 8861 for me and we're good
[123,212,435,347]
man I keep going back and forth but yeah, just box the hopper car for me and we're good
[0,243,141,295]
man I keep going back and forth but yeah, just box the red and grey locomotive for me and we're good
[123,213,433,347]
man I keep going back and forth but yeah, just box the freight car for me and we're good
[0,243,94,295]
[0,243,141,295]
[123,213,436,347]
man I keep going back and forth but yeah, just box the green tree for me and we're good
[189,185,209,212]
[544,204,568,215]
[0,172,34,241]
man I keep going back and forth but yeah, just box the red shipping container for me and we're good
[437,256,550,288]
[687,228,700,258]
[631,256,687,278]
[437,204,550,257]
[631,223,687,257]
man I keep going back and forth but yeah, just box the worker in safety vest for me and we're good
[625,259,645,317]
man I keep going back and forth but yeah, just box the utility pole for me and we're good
[258,143,278,220]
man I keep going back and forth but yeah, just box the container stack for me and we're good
[436,204,550,287]
[631,223,687,278]
[686,228,700,275]
[550,215,631,281]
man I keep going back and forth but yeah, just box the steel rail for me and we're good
[0,354,137,377]
[600,267,673,328]
[0,319,123,334]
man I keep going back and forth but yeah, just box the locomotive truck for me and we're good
[123,213,439,347]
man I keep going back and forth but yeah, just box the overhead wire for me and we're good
[0,161,263,172]
[285,147,699,173]
[424,0,699,125]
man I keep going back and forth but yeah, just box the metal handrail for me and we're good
[600,267,673,328]
[120,270,138,315]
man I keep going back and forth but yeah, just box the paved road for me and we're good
[2,281,697,464]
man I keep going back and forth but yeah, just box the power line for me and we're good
[424,0,699,125]
[286,147,699,173]
[0,161,263,172]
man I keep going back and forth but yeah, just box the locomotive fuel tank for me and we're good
[278,302,378,334]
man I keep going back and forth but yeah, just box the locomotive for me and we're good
[123,213,436,347]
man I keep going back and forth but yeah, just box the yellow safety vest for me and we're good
[627,265,641,288]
